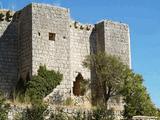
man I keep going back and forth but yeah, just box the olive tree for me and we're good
[83,52,128,106]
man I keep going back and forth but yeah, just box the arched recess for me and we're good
[73,73,84,96]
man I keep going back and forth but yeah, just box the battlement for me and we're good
[70,20,94,31]
[0,9,14,22]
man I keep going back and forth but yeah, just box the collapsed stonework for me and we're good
[0,3,131,113]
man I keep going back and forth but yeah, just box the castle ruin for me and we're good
[0,3,131,112]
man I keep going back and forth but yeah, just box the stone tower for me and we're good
[0,3,131,110]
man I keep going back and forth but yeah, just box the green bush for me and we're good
[26,65,63,103]
[15,65,63,103]
[25,103,47,120]
[80,80,89,96]
[92,107,115,120]
[49,111,69,120]
[0,91,9,120]
[73,111,86,120]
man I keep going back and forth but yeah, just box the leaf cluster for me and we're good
[83,52,128,105]
[92,107,115,120]
[15,65,63,104]
[121,69,158,119]
[25,102,47,120]
[25,65,63,103]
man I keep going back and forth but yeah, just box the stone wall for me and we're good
[0,10,18,94]
[69,21,94,95]
[18,4,32,81]
[32,3,71,101]
[104,20,131,67]
[96,20,131,67]
[95,22,105,52]
[0,3,131,105]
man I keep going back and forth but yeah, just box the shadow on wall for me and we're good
[89,28,100,106]
[0,12,18,96]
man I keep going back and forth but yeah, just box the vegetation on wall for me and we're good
[15,65,63,103]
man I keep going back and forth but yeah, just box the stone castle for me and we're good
[0,2,131,106]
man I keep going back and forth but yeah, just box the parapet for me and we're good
[31,2,70,13]
[69,20,94,31]
[97,19,129,27]
[0,9,14,22]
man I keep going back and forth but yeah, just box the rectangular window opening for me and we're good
[49,32,56,41]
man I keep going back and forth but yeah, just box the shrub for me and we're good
[0,91,9,120]
[80,79,89,96]
[25,102,47,120]
[15,65,63,103]
[73,111,86,120]
[49,111,69,120]
[26,65,63,103]
[92,107,115,120]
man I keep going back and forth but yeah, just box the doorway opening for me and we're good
[73,73,84,96]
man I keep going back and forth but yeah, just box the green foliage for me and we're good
[92,107,115,120]
[15,65,63,103]
[0,91,9,120]
[25,103,47,120]
[73,111,85,120]
[0,13,5,21]
[83,52,128,106]
[121,69,158,119]
[13,112,23,120]
[26,65,63,103]
[49,111,69,120]
[80,79,89,96]
[83,52,159,119]
[157,109,160,120]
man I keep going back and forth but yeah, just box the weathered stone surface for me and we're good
[0,3,131,115]
[0,10,18,95]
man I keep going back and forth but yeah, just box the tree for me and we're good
[83,52,128,106]
[121,69,158,119]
